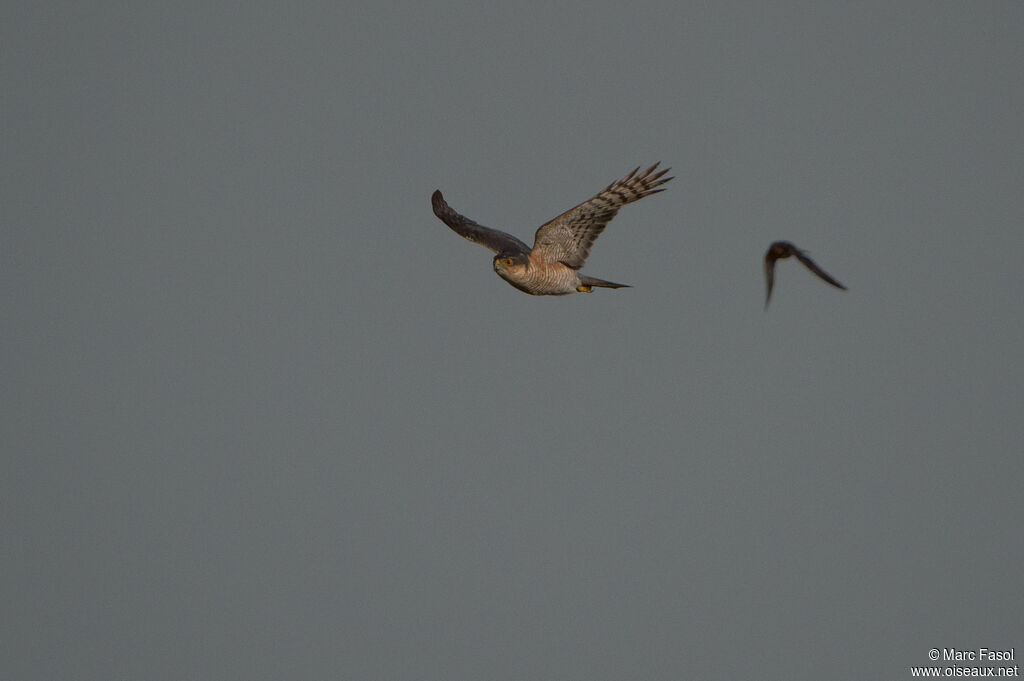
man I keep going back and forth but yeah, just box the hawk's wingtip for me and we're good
[430,190,450,222]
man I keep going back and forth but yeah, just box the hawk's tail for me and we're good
[579,274,630,289]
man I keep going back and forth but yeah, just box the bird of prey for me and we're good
[431,163,672,295]
[764,241,847,307]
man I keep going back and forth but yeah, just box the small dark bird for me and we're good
[764,241,846,307]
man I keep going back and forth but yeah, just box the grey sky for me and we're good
[3,2,1022,680]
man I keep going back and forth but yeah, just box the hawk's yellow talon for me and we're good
[576,285,593,293]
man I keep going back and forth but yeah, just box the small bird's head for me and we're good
[767,241,795,260]
[492,251,530,277]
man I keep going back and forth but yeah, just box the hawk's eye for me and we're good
[504,258,514,266]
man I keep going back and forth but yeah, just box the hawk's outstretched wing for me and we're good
[432,190,530,255]
[530,163,672,268]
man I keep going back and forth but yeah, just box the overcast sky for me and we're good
[3,2,1022,680]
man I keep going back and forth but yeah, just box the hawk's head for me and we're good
[492,251,531,289]
[493,251,529,274]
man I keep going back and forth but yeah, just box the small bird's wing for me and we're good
[793,249,847,291]
[764,251,779,307]
[432,190,530,255]
[530,163,672,268]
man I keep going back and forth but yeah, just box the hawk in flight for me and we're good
[764,241,847,307]
[432,163,672,295]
